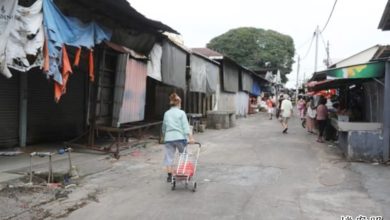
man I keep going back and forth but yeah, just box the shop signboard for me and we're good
[327,62,385,79]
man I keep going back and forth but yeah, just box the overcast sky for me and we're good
[130,0,390,88]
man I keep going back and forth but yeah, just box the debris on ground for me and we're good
[0,151,24,156]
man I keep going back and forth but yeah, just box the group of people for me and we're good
[265,94,329,142]
[297,95,329,143]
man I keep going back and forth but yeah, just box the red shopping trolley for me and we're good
[171,142,201,192]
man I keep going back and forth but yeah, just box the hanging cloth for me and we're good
[0,0,18,78]
[42,0,111,101]
[6,0,44,73]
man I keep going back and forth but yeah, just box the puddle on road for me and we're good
[204,165,282,186]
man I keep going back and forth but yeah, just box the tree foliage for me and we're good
[207,27,295,83]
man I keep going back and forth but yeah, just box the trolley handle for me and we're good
[189,142,201,148]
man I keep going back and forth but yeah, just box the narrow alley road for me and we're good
[62,113,390,220]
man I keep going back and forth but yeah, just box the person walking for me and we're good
[306,97,317,134]
[316,96,328,143]
[266,96,274,120]
[280,94,293,134]
[297,96,306,120]
[162,92,195,182]
[275,94,284,119]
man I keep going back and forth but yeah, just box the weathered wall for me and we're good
[338,130,384,162]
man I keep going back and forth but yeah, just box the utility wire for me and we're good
[319,32,327,53]
[296,35,315,51]
[301,32,316,60]
[321,0,338,33]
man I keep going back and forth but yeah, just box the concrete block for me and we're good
[338,130,383,162]
[206,111,236,129]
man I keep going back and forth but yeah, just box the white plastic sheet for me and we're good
[7,0,44,72]
[235,91,249,117]
[206,61,219,94]
[0,0,18,78]
[190,54,207,93]
[147,43,162,81]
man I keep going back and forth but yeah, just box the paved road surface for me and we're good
[64,113,390,220]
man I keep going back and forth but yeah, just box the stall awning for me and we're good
[308,78,372,91]
[308,61,386,91]
[311,62,385,81]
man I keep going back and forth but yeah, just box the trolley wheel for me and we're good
[192,182,197,192]
[171,180,176,191]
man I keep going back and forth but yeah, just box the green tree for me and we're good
[207,27,295,83]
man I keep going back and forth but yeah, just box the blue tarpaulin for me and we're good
[251,81,261,96]
[43,0,111,84]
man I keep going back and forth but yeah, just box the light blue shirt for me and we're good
[162,107,190,142]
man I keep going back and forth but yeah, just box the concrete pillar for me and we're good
[383,62,390,162]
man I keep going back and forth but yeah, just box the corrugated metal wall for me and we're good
[186,92,214,115]
[235,91,249,117]
[95,50,117,125]
[154,85,184,120]
[241,70,253,93]
[217,91,236,112]
[363,81,384,123]
[222,61,239,92]
[0,71,19,147]
[114,58,147,126]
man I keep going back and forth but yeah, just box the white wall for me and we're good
[334,46,379,68]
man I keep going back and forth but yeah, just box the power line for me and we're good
[319,32,327,53]
[321,0,338,33]
[301,32,316,60]
[296,35,315,51]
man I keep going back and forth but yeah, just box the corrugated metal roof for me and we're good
[192,48,223,58]
[191,51,221,66]
[73,0,179,34]
[379,0,390,30]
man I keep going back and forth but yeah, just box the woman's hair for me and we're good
[169,92,181,106]
[319,96,327,105]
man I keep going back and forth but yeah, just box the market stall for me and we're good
[309,62,388,161]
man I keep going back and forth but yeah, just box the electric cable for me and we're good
[319,32,327,53]
[301,32,315,60]
[321,0,338,33]
[296,35,315,51]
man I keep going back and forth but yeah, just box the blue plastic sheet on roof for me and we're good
[251,81,261,96]
[43,0,112,84]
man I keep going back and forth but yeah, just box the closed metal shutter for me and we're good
[0,72,19,147]
[27,69,87,144]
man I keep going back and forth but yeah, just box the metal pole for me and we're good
[295,56,301,104]
[314,26,319,72]
[29,155,33,184]
[383,62,390,162]
[326,41,330,68]
[19,73,27,147]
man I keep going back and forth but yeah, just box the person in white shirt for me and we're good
[280,94,293,134]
